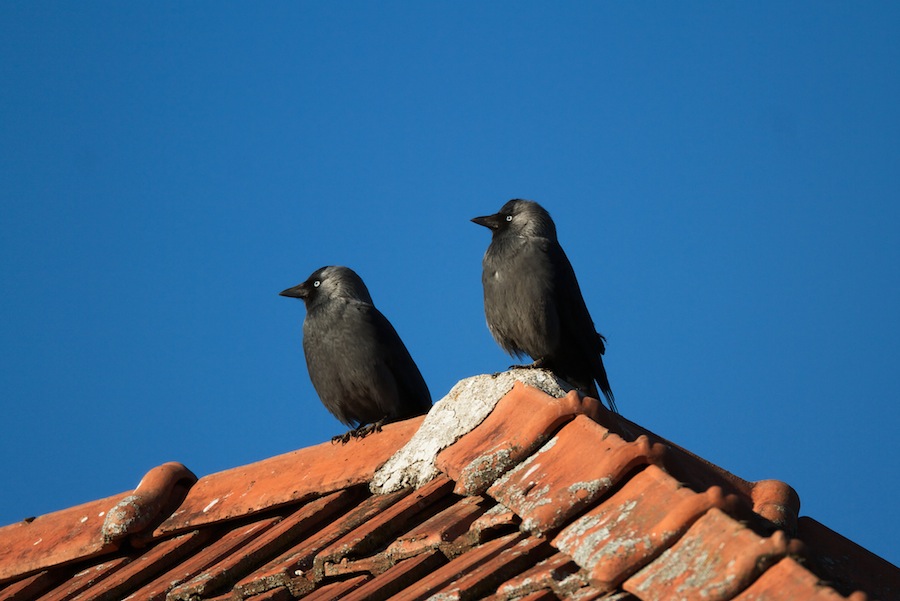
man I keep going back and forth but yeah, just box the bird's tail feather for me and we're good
[589,375,617,414]
[600,385,617,414]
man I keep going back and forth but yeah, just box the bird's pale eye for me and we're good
[313,280,321,288]
[505,215,513,222]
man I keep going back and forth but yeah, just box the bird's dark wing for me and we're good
[549,243,604,349]
[546,241,616,411]
[362,305,433,420]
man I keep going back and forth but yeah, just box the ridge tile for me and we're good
[624,507,791,601]
[155,418,423,536]
[553,464,737,591]
[489,415,665,535]
[436,385,603,496]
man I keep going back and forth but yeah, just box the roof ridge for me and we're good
[1,370,896,600]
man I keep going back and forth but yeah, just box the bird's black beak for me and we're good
[279,282,308,299]
[471,213,501,230]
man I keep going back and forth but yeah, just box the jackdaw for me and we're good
[472,199,617,412]
[280,266,432,442]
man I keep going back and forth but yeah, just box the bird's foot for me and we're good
[330,417,387,444]
[508,359,547,370]
[331,431,353,445]
[351,418,385,440]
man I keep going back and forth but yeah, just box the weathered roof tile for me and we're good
[436,384,603,496]
[37,557,129,601]
[243,587,294,601]
[0,570,62,601]
[382,495,489,561]
[312,475,454,577]
[437,535,555,600]
[624,507,793,601]
[732,557,862,601]
[389,531,526,601]
[0,493,125,582]
[156,418,423,537]
[102,461,197,545]
[488,414,666,535]
[164,492,364,601]
[80,528,212,601]
[492,551,583,599]
[298,573,369,601]
[339,551,446,601]
[0,371,894,601]
[233,486,407,595]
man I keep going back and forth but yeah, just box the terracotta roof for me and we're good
[1,370,897,601]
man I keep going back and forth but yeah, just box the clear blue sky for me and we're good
[2,3,898,566]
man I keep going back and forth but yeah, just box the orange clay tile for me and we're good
[562,591,618,601]
[101,461,197,544]
[160,516,284,601]
[748,479,801,533]
[599,411,800,532]
[339,551,447,601]
[154,417,424,538]
[512,592,562,601]
[488,415,666,535]
[553,464,739,592]
[232,487,408,596]
[299,573,369,601]
[389,532,526,601]
[243,587,294,601]
[128,519,273,601]
[436,383,603,496]
[74,528,212,601]
[228,489,367,594]
[38,556,130,601]
[382,495,490,561]
[163,490,361,601]
[624,507,794,601]
[505,591,561,601]
[312,475,454,577]
[462,501,520,546]
[0,461,197,583]
[1,373,898,601]
[732,557,861,601]
[0,492,126,582]
[432,536,555,600]
[0,570,62,600]
[493,552,584,599]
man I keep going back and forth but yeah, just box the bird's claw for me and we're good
[508,359,546,370]
[331,431,353,445]
[330,417,386,445]
[352,418,386,440]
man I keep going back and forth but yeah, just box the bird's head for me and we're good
[280,265,373,308]
[471,199,557,239]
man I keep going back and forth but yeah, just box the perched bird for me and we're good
[472,199,617,413]
[280,266,432,442]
